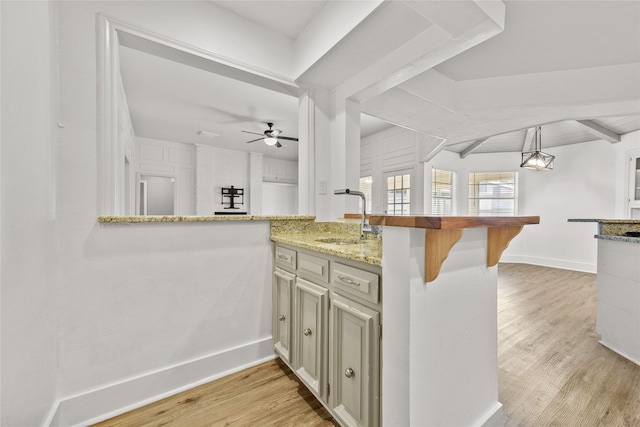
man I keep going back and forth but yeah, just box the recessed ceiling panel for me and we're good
[434,1,640,81]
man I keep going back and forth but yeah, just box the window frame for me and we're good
[431,168,454,215]
[468,171,518,216]
[384,169,414,216]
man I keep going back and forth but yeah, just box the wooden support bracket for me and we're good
[425,229,464,282]
[487,226,523,267]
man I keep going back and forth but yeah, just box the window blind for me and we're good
[468,172,517,216]
[432,168,453,215]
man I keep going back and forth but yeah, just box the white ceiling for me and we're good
[211,1,327,40]
[119,0,640,163]
[434,1,640,81]
[120,45,301,159]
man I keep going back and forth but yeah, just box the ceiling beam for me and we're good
[459,138,489,158]
[521,127,535,152]
[575,120,621,143]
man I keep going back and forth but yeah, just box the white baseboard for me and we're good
[48,338,275,427]
[599,340,640,367]
[479,402,504,427]
[501,255,596,274]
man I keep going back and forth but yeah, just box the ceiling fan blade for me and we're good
[242,130,264,136]
[245,138,263,143]
[276,141,283,148]
[278,136,299,142]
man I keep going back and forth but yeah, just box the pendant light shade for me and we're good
[263,137,278,146]
[521,126,554,170]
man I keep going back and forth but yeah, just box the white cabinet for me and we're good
[273,243,381,427]
[330,293,380,427]
[294,278,328,399]
[273,268,294,363]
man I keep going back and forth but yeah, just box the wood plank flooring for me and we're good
[498,263,640,427]
[93,358,337,427]
[94,263,640,427]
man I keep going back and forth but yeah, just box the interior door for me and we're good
[138,174,176,215]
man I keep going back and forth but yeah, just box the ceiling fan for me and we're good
[242,122,298,148]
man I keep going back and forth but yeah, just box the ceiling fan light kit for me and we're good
[520,126,555,170]
[241,122,298,149]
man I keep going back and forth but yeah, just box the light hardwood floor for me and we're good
[93,357,337,427]
[94,263,640,426]
[498,263,640,427]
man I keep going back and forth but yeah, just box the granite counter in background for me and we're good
[568,218,640,244]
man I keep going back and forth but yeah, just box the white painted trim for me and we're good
[599,340,640,367]
[480,402,504,427]
[48,338,275,427]
[97,13,299,215]
[500,256,596,274]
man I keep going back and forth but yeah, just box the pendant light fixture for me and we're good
[520,126,554,170]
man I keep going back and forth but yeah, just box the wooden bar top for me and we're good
[368,215,540,229]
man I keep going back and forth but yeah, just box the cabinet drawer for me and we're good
[331,263,379,304]
[275,245,297,270]
[298,252,329,283]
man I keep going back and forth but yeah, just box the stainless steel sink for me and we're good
[315,237,361,245]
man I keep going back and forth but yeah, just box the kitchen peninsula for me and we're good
[271,214,539,427]
[568,219,640,366]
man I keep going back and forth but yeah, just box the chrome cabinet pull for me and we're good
[303,328,312,336]
[338,275,360,286]
[277,254,288,260]
[344,367,355,378]
[278,315,286,321]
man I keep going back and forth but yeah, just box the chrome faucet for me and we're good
[334,188,370,239]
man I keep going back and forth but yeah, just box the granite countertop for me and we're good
[271,232,382,265]
[99,215,382,264]
[568,218,640,244]
[97,215,316,223]
[594,234,640,244]
[567,219,640,224]
[270,220,382,265]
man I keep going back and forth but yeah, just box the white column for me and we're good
[298,88,333,220]
[331,96,361,220]
[249,152,263,215]
[382,227,504,427]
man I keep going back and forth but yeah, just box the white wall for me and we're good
[362,127,640,273]
[1,2,59,425]
[262,183,298,215]
[0,2,297,425]
[361,126,426,215]
[196,145,249,214]
[426,130,640,272]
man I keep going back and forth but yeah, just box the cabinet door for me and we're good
[294,278,328,400]
[330,293,380,427]
[273,268,295,363]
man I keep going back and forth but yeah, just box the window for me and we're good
[468,172,517,216]
[386,173,411,215]
[432,169,454,215]
[359,176,373,214]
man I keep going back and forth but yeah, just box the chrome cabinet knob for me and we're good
[303,328,312,336]
[344,367,354,379]
[278,315,286,322]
